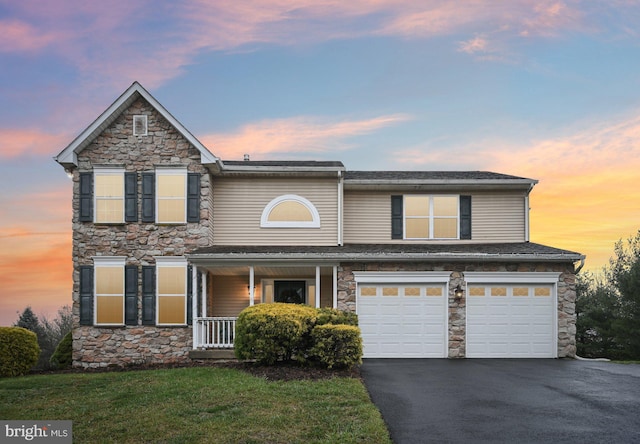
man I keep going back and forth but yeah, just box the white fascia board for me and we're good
[353,271,451,283]
[54,81,219,168]
[463,272,561,283]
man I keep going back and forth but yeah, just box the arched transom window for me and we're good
[260,194,321,228]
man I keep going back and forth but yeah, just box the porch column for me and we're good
[202,271,208,317]
[333,265,338,308]
[315,266,321,308]
[192,265,199,350]
[249,266,255,306]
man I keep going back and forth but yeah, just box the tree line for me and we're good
[13,305,72,370]
[577,230,640,360]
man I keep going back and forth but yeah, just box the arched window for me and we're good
[260,194,321,228]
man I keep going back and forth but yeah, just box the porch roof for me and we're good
[187,242,584,265]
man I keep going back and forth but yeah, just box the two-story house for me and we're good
[55,82,584,368]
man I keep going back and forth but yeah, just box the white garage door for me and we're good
[358,283,447,358]
[466,284,555,358]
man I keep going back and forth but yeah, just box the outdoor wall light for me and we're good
[454,285,464,299]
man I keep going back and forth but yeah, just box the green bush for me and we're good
[316,307,359,326]
[235,304,362,368]
[50,331,73,370]
[235,303,318,365]
[0,327,40,377]
[310,324,362,369]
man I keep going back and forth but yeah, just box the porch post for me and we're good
[249,266,255,306]
[332,265,338,308]
[202,271,208,317]
[192,265,199,350]
[315,266,321,308]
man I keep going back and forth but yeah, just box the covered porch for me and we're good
[189,262,339,349]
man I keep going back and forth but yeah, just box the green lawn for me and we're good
[0,367,391,444]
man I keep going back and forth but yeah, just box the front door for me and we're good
[274,280,306,304]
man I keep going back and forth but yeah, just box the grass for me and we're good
[0,367,391,444]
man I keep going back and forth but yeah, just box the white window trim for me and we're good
[155,168,187,224]
[92,256,126,326]
[94,167,125,224]
[155,257,188,326]
[133,115,148,136]
[260,194,321,228]
[404,195,459,240]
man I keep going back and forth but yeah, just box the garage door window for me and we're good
[426,287,443,296]
[383,287,399,296]
[469,287,485,296]
[361,287,377,296]
[535,287,551,297]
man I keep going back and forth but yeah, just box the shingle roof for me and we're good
[344,171,535,182]
[188,242,583,263]
[222,160,345,168]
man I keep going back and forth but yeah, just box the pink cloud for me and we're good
[0,19,59,52]
[0,129,70,159]
[200,114,411,160]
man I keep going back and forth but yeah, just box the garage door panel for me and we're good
[359,283,447,358]
[467,284,555,358]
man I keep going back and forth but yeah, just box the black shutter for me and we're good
[79,173,93,222]
[125,265,138,325]
[124,172,138,222]
[460,195,472,240]
[142,266,156,325]
[187,265,193,325]
[79,266,94,325]
[141,173,155,222]
[187,173,200,223]
[391,195,403,239]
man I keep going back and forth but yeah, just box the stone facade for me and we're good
[71,98,211,367]
[337,261,577,359]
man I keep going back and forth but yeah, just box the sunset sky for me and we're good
[1,0,640,325]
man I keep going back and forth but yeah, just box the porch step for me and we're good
[189,349,237,361]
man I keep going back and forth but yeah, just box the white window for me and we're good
[260,194,320,228]
[156,168,187,224]
[155,257,187,326]
[94,168,124,223]
[94,257,125,326]
[404,195,459,239]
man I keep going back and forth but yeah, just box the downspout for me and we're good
[574,256,586,274]
[337,170,344,246]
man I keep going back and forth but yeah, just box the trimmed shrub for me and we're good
[235,304,363,368]
[0,327,40,377]
[50,331,73,370]
[310,324,363,369]
[316,307,358,326]
[235,303,318,365]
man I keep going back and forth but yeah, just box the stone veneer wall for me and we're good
[337,261,577,359]
[71,98,212,367]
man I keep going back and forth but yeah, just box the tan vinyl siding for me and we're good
[213,177,339,245]
[209,275,252,317]
[344,191,526,243]
[471,193,526,242]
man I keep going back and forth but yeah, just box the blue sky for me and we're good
[1,0,640,325]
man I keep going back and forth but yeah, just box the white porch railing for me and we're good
[194,317,237,349]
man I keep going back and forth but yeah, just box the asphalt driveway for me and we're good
[361,359,640,444]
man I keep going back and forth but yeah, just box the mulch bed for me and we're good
[32,360,361,382]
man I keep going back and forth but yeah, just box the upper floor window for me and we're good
[260,194,320,228]
[405,195,458,239]
[156,169,187,224]
[392,195,471,240]
[94,168,124,223]
[133,115,148,136]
